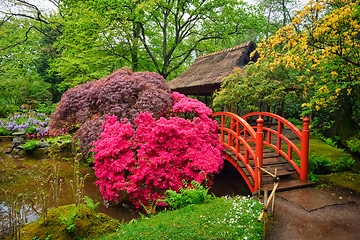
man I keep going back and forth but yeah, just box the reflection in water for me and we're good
[0,141,249,238]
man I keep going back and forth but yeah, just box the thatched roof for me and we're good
[166,41,259,95]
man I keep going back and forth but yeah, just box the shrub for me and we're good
[160,180,209,210]
[23,140,39,151]
[347,137,360,154]
[50,68,172,156]
[92,92,224,211]
[308,154,355,175]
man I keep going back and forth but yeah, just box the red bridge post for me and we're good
[255,117,264,188]
[300,117,310,181]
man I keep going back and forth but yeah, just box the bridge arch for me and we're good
[212,112,310,193]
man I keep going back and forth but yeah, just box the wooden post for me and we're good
[300,117,310,181]
[264,190,268,207]
[263,189,268,239]
[271,169,277,215]
[256,117,264,189]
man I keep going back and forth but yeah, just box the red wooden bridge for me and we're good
[212,112,314,193]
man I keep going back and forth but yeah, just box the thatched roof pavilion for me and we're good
[166,41,259,96]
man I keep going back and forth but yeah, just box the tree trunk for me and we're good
[328,98,358,144]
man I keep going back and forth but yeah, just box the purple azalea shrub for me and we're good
[92,92,224,210]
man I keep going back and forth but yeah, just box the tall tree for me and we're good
[53,0,267,89]
[0,17,52,109]
[257,0,303,38]
[0,0,64,102]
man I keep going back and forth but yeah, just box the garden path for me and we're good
[266,186,360,240]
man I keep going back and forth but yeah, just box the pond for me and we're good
[0,141,250,238]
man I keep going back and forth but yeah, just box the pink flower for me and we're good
[92,93,224,211]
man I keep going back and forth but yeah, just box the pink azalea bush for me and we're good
[92,92,224,210]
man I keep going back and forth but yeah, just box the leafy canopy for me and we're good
[53,0,267,90]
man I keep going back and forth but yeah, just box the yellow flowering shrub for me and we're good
[254,0,360,113]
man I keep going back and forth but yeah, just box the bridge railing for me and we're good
[212,112,264,192]
[242,112,310,181]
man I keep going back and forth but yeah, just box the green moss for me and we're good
[290,136,350,162]
[319,172,360,194]
[20,204,119,240]
[308,136,346,162]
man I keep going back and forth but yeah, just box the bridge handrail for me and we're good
[212,112,256,139]
[242,112,310,181]
[242,112,302,140]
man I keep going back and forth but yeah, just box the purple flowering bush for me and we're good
[0,109,50,136]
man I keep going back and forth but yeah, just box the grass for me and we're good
[307,136,346,162]
[289,135,347,162]
[96,196,263,240]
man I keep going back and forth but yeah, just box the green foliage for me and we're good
[52,5,120,91]
[84,195,100,211]
[36,103,58,115]
[332,155,355,173]
[308,155,332,175]
[0,127,12,136]
[98,196,263,240]
[0,18,54,108]
[58,206,79,233]
[0,102,18,118]
[54,0,267,86]
[213,59,297,112]
[160,180,209,210]
[346,137,360,154]
[23,140,39,151]
[308,154,355,175]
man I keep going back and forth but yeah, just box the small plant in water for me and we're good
[33,160,63,226]
[0,189,29,240]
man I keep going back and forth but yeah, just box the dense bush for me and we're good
[92,92,224,211]
[347,137,360,154]
[160,180,209,210]
[308,154,355,175]
[50,68,173,156]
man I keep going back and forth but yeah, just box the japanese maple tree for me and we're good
[49,68,172,155]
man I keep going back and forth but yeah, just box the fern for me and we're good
[58,207,79,233]
[84,195,100,211]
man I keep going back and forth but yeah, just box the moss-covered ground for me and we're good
[19,204,118,240]
[283,135,360,194]
[303,136,360,194]
[319,172,360,194]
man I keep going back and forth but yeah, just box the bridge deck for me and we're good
[225,147,314,192]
